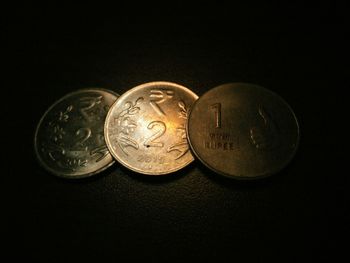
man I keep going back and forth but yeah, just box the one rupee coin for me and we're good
[187,83,299,179]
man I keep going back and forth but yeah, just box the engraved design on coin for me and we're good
[115,97,144,155]
[186,83,299,179]
[105,81,198,175]
[150,89,174,116]
[49,105,73,142]
[42,104,89,170]
[43,96,108,170]
[144,121,166,148]
[35,89,119,178]
[167,101,190,160]
[250,106,279,150]
[79,96,103,121]
[90,133,111,162]
[210,103,222,128]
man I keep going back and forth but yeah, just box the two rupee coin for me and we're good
[34,88,119,179]
[104,81,198,175]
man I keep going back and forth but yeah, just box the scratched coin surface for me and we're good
[187,83,299,179]
[34,89,119,178]
[105,81,198,175]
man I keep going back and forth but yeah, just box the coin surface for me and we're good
[105,81,198,175]
[34,89,119,178]
[187,83,299,179]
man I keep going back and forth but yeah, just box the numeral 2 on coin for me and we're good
[74,127,92,147]
[144,121,166,148]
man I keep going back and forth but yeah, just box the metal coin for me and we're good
[105,81,198,175]
[187,83,299,179]
[34,88,119,178]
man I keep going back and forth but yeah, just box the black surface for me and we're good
[4,4,347,262]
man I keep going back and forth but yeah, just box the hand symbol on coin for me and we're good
[250,106,279,150]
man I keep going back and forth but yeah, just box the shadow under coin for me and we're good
[197,160,288,190]
[39,162,117,185]
[121,161,196,184]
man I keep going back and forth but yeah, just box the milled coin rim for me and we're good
[186,82,300,180]
[34,88,120,179]
[104,81,198,175]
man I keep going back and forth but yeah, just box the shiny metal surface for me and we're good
[105,81,198,175]
[187,83,299,179]
[34,89,119,178]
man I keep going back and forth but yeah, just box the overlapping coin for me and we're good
[34,88,119,178]
[187,83,299,179]
[105,81,198,175]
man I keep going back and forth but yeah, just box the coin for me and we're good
[187,83,299,179]
[34,88,119,178]
[105,81,198,175]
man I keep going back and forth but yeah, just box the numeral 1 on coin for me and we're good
[210,103,221,128]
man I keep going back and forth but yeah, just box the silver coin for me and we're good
[187,83,299,179]
[34,88,119,178]
[105,81,198,175]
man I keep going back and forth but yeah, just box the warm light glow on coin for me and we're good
[105,82,198,175]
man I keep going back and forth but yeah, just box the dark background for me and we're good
[4,2,347,262]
